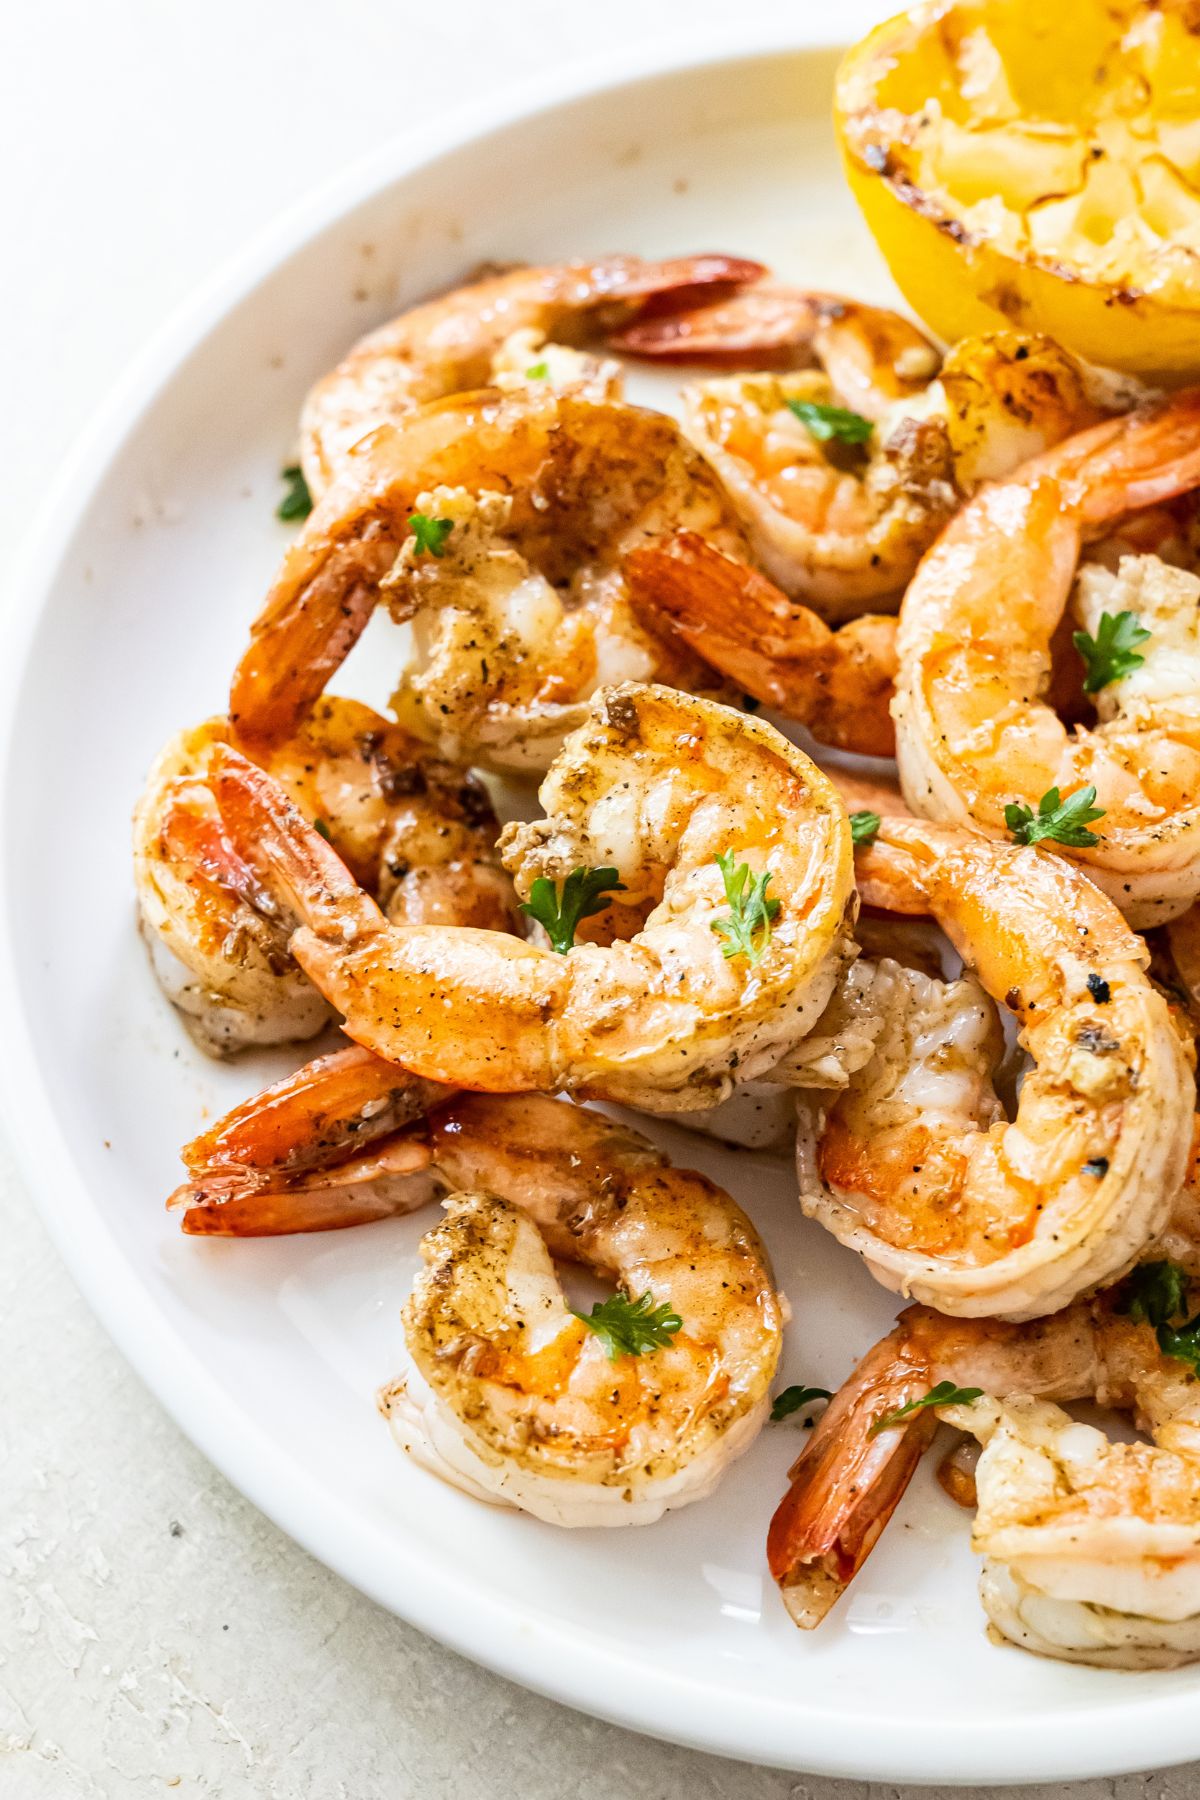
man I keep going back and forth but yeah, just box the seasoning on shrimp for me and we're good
[132,698,517,1056]
[794,815,1193,1319]
[893,388,1200,928]
[300,252,765,497]
[205,683,857,1112]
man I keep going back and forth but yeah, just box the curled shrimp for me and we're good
[795,815,1193,1319]
[204,683,856,1111]
[768,1269,1200,1668]
[299,253,764,497]
[624,290,1122,617]
[894,388,1200,928]
[232,390,748,769]
[172,1078,783,1527]
[388,1094,783,1525]
[623,531,897,756]
[132,697,516,1056]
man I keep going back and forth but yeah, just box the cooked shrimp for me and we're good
[894,389,1200,928]
[387,1093,783,1525]
[625,295,1123,617]
[768,1283,1200,1668]
[623,531,897,756]
[205,683,857,1111]
[172,1076,783,1526]
[133,697,516,1055]
[232,390,748,769]
[299,253,764,497]
[796,815,1193,1319]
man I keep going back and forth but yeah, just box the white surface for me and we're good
[1,4,1198,1796]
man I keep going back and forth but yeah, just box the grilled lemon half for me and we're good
[835,0,1200,382]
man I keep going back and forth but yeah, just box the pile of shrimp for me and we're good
[134,246,1200,1670]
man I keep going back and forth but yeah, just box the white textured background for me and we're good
[4,2,1200,1794]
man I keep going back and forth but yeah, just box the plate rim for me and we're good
[3,21,1199,1784]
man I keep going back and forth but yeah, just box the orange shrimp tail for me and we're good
[594,254,766,318]
[767,1326,937,1629]
[229,532,395,750]
[171,1133,434,1236]
[181,1044,434,1178]
[611,283,826,363]
[624,532,896,755]
[207,745,385,941]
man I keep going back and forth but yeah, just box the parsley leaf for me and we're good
[1074,610,1151,694]
[1157,1314,1200,1374]
[786,399,873,446]
[770,1384,833,1423]
[409,512,454,558]
[850,810,881,847]
[571,1290,683,1360]
[1004,784,1105,848]
[277,464,312,522]
[711,850,781,965]
[520,865,626,954]
[525,360,550,380]
[1117,1259,1191,1328]
[871,1380,983,1435]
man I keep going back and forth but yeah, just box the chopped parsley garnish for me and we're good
[1074,610,1151,694]
[871,1381,983,1435]
[786,398,873,447]
[520,865,626,954]
[770,1384,833,1424]
[1086,973,1111,1005]
[571,1290,683,1360]
[850,810,881,847]
[1156,1314,1200,1375]
[1004,785,1104,849]
[408,512,454,558]
[525,360,550,380]
[277,464,312,522]
[1117,1259,1191,1329]
[710,850,780,965]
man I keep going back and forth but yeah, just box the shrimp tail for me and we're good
[611,285,828,364]
[230,526,398,750]
[767,1325,937,1627]
[625,532,896,755]
[180,1044,446,1177]
[207,745,388,946]
[170,1131,436,1236]
[592,253,767,316]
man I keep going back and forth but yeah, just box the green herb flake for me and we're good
[850,810,881,847]
[520,865,626,954]
[408,513,454,558]
[1118,1259,1191,1329]
[770,1384,833,1424]
[571,1290,683,1360]
[1074,610,1151,694]
[711,850,781,966]
[277,464,312,522]
[871,1380,983,1435]
[1004,784,1105,849]
[525,360,550,380]
[786,399,874,447]
[1157,1314,1200,1375]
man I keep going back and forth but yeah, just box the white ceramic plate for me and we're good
[5,27,1199,1784]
